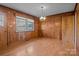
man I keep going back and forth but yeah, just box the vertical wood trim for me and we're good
[74,11,77,55]
[60,16,62,40]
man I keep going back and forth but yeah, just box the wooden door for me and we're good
[0,12,7,50]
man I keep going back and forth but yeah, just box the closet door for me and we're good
[0,12,7,49]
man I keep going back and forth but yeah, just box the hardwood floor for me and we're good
[0,38,76,56]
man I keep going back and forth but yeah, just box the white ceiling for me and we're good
[0,3,75,17]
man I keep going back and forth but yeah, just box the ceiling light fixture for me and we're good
[40,6,46,21]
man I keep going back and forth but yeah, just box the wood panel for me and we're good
[40,15,62,39]
[62,14,75,49]
[0,12,7,49]
[76,3,79,55]
[0,6,9,49]
[54,15,62,40]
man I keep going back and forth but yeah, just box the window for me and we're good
[16,16,34,32]
[26,19,34,31]
[0,14,4,27]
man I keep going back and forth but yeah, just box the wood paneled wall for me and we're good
[76,3,79,55]
[62,13,75,49]
[0,5,40,49]
[40,12,75,49]
[40,15,62,40]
